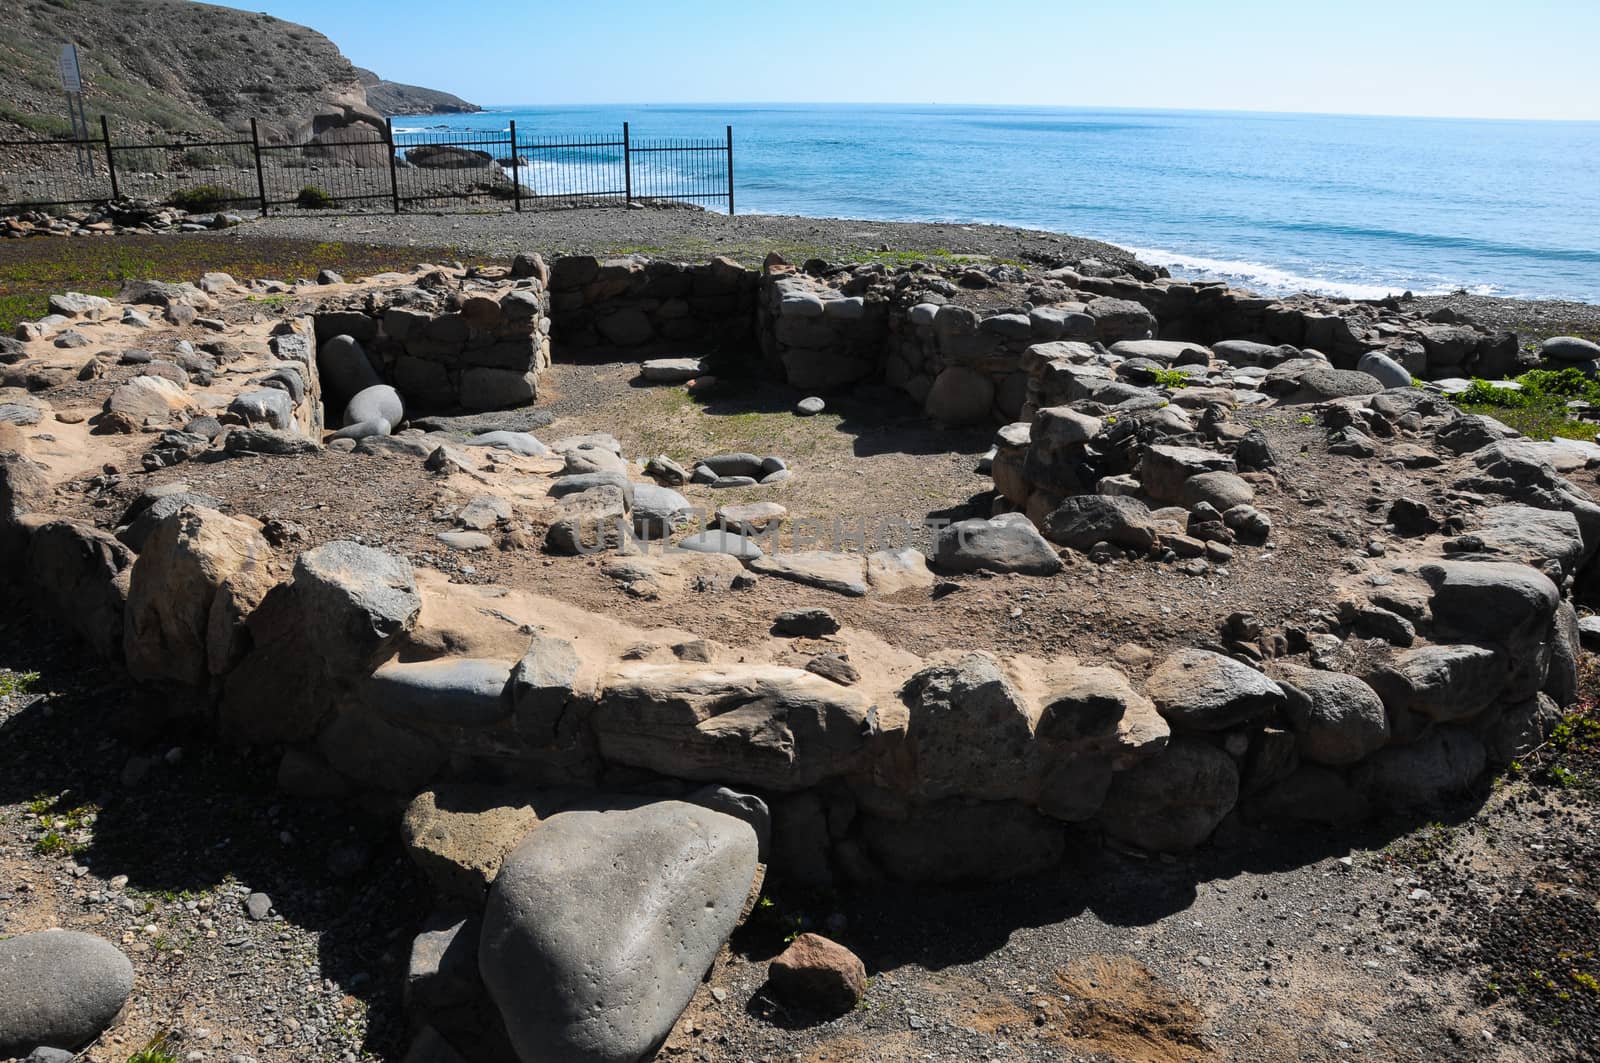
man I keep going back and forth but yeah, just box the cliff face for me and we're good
[356,69,481,117]
[0,0,475,142]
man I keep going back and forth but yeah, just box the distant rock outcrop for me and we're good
[0,0,474,142]
[356,68,481,116]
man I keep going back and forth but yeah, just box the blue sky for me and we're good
[217,1,1600,120]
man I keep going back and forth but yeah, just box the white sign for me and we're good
[58,44,82,94]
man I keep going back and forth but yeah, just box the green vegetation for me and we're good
[0,234,466,333]
[1454,367,1600,442]
[1149,367,1192,389]
[126,1033,180,1063]
[295,184,334,209]
[0,670,40,698]
[25,791,97,858]
[165,183,247,212]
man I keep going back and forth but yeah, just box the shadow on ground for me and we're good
[0,607,426,1059]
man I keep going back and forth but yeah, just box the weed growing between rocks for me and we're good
[1457,366,1600,441]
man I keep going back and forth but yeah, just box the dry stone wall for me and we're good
[313,268,551,415]
[545,254,759,351]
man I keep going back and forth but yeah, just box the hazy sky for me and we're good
[218,0,1600,120]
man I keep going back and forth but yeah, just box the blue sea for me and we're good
[394,104,1600,303]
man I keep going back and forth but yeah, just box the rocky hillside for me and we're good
[0,0,473,142]
[356,69,480,116]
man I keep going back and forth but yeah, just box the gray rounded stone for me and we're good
[632,483,694,537]
[1542,336,1600,363]
[479,799,760,1063]
[344,384,403,430]
[1274,663,1389,765]
[795,396,825,416]
[1357,350,1414,389]
[317,334,383,407]
[0,931,134,1055]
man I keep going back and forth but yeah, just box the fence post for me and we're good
[509,119,521,213]
[623,122,633,207]
[99,115,119,201]
[249,118,268,217]
[725,125,735,216]
[386,118,402,214]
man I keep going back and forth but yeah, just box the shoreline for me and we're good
[224,207,1600,343]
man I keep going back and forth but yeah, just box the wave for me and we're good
[1129,247,1502,301]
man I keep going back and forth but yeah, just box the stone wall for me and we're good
[748,260,1526,424]
[545,254,759,351]
[313,267,551,414]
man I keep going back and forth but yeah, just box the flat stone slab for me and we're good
[410,410,554,435]
[676,529,765,561]
[639,357,706,383]
[866,547,936,594]
[750,550,870,596]
[437,530,493,551]
[716,501,787,533]
[460,431,549,457]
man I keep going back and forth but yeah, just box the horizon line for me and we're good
[434,100,1600,125]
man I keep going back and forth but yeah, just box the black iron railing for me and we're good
[0,119,735,217]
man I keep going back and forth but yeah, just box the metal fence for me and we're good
[0,118,735,217]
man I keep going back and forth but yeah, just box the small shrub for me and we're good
[166,184,242,212]
[296,185,334,209]
[1149,367,1191,389]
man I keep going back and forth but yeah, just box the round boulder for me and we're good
[1097,738,1238,851]
[1180,470,1255,513]
[343,384,403,430]
[924,366,995,425]
[0,931,134,1055]
[1541,336,1600,364]
[1357,350,1414,389]
[1273,663,1389,765]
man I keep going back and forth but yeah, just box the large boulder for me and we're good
[1419,560,1559,643]
[23,519,134,662]
[900,653,1035,800]
[123,507,275,687]
[0,931,134,1056]
[1140,444,1236,504]
[1368,643,1505,722]
[1357,351,1414,389]
[293,541,422,675]
[924,366,994,424]
[317,334,383,408]
[479,798,760,1063]
[1272,663,1389,766]
[220,542,420,744]
[592,664,874,790]
[1146,648,1285,731]
[1043,495,1156,552]
[345,384,404,430]
[858,800,1065,882]
[1541,336,1600,364]
[1353,726,1486,808]
[1096,738,1238,851]
[934,513,1062,576]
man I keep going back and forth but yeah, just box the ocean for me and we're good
[393,104,1600,303]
